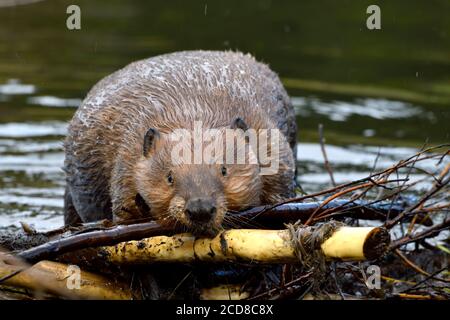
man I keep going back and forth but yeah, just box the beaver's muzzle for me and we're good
[185,198,217,223]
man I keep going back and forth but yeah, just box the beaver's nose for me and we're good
[185,198,216,223]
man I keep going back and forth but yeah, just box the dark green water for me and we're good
[0,0,449,230]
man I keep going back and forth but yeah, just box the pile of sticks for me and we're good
[0,144,448,300]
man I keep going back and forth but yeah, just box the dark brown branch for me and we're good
[233,198,432,227]
[17,221,173,263]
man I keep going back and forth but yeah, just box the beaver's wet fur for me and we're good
[64,50,297,236]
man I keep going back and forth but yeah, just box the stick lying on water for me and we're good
[100,226,390,265]
[232,199,432,227]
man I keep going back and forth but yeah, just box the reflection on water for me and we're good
[27,96,82,108]
[0,122,67,138]
[293,97,423,121]
[0,79,36,95]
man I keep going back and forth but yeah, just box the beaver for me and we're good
[64,50,297,236]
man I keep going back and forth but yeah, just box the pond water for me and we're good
[0,0,449,231]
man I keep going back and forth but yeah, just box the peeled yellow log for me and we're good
[102,226,390,265]
[0,260,133,300]
[321,227,387,260]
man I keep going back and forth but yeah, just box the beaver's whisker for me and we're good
[223,215,246,228]
[224,214,260,229]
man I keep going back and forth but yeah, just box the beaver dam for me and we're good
[0,144,448,300]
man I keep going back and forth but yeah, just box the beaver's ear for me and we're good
[231,117,250,144]
[143,128,160,157]
[230,117,249,131]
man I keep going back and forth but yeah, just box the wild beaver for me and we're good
[64,50,297,236]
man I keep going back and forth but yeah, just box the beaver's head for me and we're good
[135,118,263,237]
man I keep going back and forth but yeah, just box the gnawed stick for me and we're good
[0,260,134,300]
[100,225,390,265]
[232,199,433,228]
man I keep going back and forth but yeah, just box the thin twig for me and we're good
[318,124,336,187]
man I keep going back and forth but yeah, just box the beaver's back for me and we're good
[70,50,296,144]
[64,51,297,223]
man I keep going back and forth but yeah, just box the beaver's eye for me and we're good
[221,166,227,177]
[167,172,174,185]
